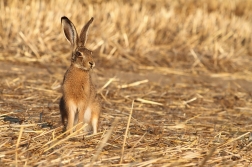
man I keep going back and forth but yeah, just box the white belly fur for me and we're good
[84,106,92,123]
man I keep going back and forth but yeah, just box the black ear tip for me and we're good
[61,16,69,22]
[90,17,94,22]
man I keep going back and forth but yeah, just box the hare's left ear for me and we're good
[79,17,94,46]
[61,16,79,50]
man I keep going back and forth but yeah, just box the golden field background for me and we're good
[1,0,252,73]
[1,0,252,166]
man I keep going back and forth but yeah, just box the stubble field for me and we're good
[1,0,252,166]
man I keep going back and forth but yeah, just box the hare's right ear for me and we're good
[79,17,94,46]
[61,16,78,49]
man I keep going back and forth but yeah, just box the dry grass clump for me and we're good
[0,0,252,166]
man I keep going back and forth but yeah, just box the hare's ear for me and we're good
[61,16,78,49]
[79,17,94,46]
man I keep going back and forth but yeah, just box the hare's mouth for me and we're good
[73,63,90,71]
[90,64,95,69]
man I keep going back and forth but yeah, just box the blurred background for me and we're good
[1,0,252,74]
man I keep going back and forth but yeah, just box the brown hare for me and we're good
[59,16,100,134]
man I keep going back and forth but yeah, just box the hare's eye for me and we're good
[75,51,81,57]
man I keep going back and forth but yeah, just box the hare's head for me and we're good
[61,16,95,71]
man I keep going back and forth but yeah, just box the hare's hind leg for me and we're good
[59,97,67,128]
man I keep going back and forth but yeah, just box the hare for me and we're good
[59,16,100,134]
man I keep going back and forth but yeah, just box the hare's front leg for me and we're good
[91,115,99,134]
[76,106,86,132]
[82,106,92,133]
[91,101,101,134]
[66,101,77,134]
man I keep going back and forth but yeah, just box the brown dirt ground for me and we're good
[1,59,252,166]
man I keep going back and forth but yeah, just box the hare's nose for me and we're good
[89,61,95,68]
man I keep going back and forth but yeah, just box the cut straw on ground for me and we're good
[117,80,148,89]
[90,118,119,166]
[136,98,163,106]
[120,100,134,164]
[1,0,252,166]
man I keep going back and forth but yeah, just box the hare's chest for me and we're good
[63,79,90,98]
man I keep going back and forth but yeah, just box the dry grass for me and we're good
[1,0,252,166]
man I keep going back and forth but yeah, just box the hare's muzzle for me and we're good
[89,61,95,69]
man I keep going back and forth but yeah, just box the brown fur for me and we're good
[59,16,100,134]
